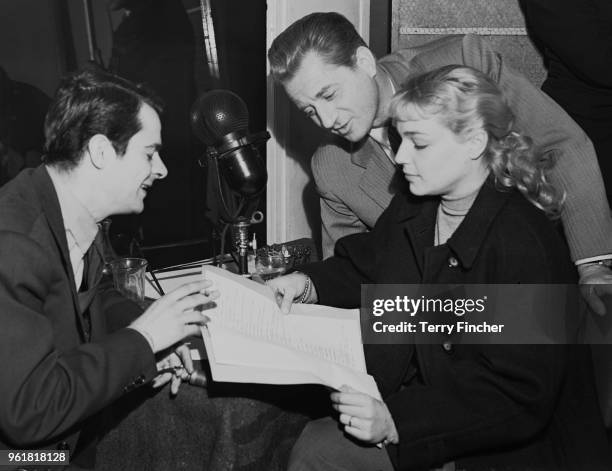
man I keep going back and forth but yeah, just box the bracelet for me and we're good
[298,276,312,304]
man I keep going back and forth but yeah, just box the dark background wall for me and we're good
[370,0,392,57]
[0,0,120,97]
[0,0,64,96]
[0,0,267,263]
[206,0,268,248]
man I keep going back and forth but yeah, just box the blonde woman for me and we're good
[269,66,609,470]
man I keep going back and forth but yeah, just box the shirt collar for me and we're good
[376,63,398,94]
[375,63,400,114]
[369,126,391,148]
[46,165,99,254]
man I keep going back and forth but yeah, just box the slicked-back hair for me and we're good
[268,12,367,83]
[43,68,163,170]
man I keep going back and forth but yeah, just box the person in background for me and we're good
[520,0,612,442]
[520,0,612,207]
[268,11,612,315]
[267,65,610,471]
[108,0,203,246]
[0,65,50,185]
[0,68,217,468]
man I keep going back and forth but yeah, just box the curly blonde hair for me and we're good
[390,65,564,217]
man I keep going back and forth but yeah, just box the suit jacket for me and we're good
[0,166,157,457]
[301,182,611,470]
[312,34,612,261]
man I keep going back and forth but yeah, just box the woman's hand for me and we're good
[266,272,309,313]
[331,385,399,445]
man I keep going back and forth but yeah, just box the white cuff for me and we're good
[575,254,612,266]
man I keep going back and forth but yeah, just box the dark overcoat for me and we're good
[303,181,611,470]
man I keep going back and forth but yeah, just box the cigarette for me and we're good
[157,366,185,375]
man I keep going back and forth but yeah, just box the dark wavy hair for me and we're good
[390,65,564,217]
[268,12,367,83]
[43,68,163,170]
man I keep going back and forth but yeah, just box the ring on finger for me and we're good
[348,416,353,427]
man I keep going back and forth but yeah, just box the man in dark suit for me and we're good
[0,69,216,467]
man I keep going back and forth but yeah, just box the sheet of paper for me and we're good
[203,324,380,399]
[203,266,367,373]
[145,264,380,398]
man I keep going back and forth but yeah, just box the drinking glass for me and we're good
[109,257,148,303]
[255,254,287,281]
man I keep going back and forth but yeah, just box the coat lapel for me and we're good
[32,166,90,341]
[446,180,512,269]
[394,194,438,277]
[352,138,407,211]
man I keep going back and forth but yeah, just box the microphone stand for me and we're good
[205,155,263,275]
[191,91,269,275]
[232,217,251,274]
[231,212,263,274]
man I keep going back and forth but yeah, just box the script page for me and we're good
[204,266,379,398]
[202,323,381,399]
[146,265,380,398]
[203,266,366,372]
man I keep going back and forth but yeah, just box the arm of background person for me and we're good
[518,0,612,314]
[461,34,612,262]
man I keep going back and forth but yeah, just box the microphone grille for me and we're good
[190,89,249,146]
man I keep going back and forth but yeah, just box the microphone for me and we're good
[190,90,268,275]
[190,89,268,197]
